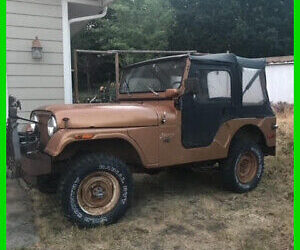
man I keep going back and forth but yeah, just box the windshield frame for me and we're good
[118,56,188,97]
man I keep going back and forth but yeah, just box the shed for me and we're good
[6,0,114,118]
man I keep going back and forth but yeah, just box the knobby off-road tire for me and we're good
[58,153,133,228]
[221,139,264,193]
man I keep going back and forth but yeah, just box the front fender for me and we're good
[44,128,148,166]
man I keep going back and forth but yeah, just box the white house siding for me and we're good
[265,63,294,104]
[6,0,64,118]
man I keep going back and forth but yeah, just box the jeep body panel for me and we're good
[44,99,275,169]
[17,53,276,179]
[39,103,159,129]
[45,127,159,167]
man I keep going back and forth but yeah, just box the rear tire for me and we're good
[58,153,132,228]
[221,139,264,193]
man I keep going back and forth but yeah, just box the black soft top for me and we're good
[124,53,266,70]
[190,53,266,69]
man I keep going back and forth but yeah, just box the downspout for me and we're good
[63,4,108,104]
[69,6,108,24]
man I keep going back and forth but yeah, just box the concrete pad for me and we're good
[6,179,39,250]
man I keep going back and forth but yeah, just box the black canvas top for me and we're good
[236,56,266,69]
[190,53,266,69]
[123,54,188,69]
[124,53,266,70]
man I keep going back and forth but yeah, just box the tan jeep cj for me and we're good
[13,53,277,227]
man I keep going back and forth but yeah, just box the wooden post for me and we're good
[86,56,91,93]
[115,52,119,85]
[73,49,79,103]
[115,53,120,100]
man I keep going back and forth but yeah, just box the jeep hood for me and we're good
[39,103,159,128]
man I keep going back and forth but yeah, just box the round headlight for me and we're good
[30,113,39,131]
[47,116,58,137]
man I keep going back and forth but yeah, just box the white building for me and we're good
[6,0,114,118]
[266,56,294,104]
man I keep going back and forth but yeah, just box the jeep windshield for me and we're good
[119,58,186,95]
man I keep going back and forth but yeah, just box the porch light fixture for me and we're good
[32,36,43,59]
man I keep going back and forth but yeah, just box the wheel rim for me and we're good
[77,171,120,216]
[236,152,258,184]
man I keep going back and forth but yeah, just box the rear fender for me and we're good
[220,117,276,155]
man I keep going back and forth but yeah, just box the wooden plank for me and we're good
[7,51,63,65]
[8,87,65,100]
[7,64,64,76]
[7,75,64,88]
[7,13,62,30]
[7,0,61,6]
[7,1,62,18]
[7,26,63,42]
[76,49,198,54]
[7,39,63,53]
[73,50,79,103]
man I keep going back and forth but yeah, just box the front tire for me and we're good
[221,140,264,193]
[58,153,132,228]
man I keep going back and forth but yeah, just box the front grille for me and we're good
[19,131,40,154]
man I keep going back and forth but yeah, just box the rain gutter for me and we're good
[69,6,108,24]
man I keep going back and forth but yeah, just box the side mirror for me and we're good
[185,78,198,94]
[165,88,180,98]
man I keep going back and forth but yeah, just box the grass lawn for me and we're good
[27,110,293,250]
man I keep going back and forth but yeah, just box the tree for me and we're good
[71,0,293,101]
[169,0,293,57]
[72,0,175,98]
[73,0,293,58]
[72,0,174,64]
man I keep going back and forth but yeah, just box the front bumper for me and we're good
[19,131,52,178]
[21,151,52,176]
[7,97,53,182]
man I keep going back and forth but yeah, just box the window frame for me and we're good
[119,58,186,95]
[187,63,234,105]
[207,70,232,100]
[241,67,267,106]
